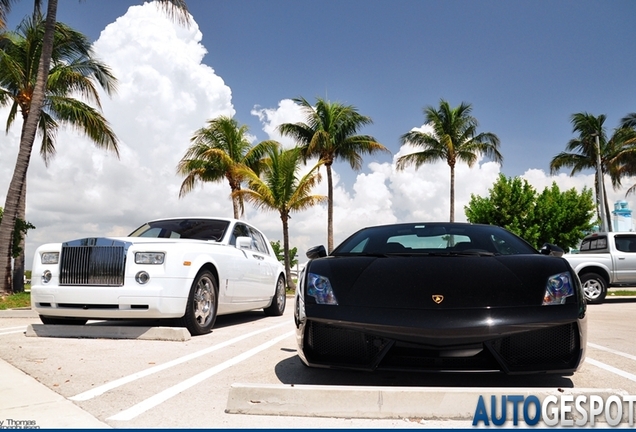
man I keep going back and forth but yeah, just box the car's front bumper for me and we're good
[31,278,190,320]
[296,303,586,374]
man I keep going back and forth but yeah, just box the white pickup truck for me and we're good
[563,232,636,303]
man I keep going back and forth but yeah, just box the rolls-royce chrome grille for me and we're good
[59,239,128,286]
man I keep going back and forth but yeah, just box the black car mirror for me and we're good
[540,243,564,257]
[306,245,327,259]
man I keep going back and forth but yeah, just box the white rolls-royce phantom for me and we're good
[30,217,287,335]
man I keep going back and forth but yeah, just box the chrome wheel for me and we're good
[193,275,215,327]
[181,270,218,335]
[264,276,286,316]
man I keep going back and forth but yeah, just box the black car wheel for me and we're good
[39,316,88,325]
[181,270,218,335]
[580,272,607,304]
[264,275,286,316]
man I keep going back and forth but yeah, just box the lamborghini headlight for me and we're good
[307,273,338,305]
[543,272,574,305]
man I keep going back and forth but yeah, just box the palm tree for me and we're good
[397,99,502,222]
[177,116,278,219]
[0,0,190,293]
[615,112,636,195]
[278,96,388,252]
[0,14,118,294]
[0,0,16,29]
[550,113,636,230]
[233,145,326,288]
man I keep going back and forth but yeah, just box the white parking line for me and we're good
[1,326,29,331]
[107,330,294,421]
[586,357,636,382]
[0,326,27,336]
[588,342,636,362]
[70,321,290,401]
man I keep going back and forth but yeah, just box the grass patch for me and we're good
[0,291,31,310]
[609,290,636,296]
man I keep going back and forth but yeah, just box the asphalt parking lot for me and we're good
[2,297,636,428]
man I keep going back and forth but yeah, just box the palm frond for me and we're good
[0,13,119,161]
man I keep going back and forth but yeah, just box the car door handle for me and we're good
[252,254,264,260]
[619,257,626,260]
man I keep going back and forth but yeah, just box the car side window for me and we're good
[615,235,636,253]
[249,227,269,255]
[489,234,521,255]
[230,224,251,246]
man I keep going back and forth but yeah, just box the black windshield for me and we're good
[129,219,230,241]
[331,223,537,256]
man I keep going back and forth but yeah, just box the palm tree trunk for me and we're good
[602,180,613,232]
[11,182,26,294]
[281,212,295,290]
[229,180,241,219]
[449,163,455,222]
[326,164,334,253]
[231,195,240,219]
[0,0,57,294]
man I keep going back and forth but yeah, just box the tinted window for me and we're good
[332,223,536,256]
[129,219,229,241]
[614,235,636,253]
[580,236,607,251]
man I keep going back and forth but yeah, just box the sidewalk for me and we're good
[0,309,110,429]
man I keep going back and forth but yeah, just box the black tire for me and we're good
[264,275,286,317]
[580,272,607,304]
[180,270,218,335]
[40,316,87,325]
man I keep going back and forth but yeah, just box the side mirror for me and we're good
[540,243,564,257]
[306,245,327,259]
[236,236,252,250]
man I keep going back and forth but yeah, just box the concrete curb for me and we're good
[0,309,38,318]
[25,324,191,341]
[226,383,627,422]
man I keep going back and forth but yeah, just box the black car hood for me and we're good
[307,254,571,309]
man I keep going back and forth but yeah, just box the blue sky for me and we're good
[8,0,636,177]
[2,1,636,265]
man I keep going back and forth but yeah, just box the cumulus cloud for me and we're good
[250,99,306,148]
[2,3,235,266]
[244,105,636,256]
[2,3,636,270]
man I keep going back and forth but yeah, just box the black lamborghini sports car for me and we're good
[294,222,587,375]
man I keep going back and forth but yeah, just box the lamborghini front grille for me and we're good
[305,321,389,367]
[490,322,579,371]
[304,320,581,373]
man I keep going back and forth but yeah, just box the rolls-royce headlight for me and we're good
[135,252,165,264]
[307,273,338,305]
[543,272,574,305]
[41,252,59,264]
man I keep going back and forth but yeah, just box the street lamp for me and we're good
[592,132,608,232]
